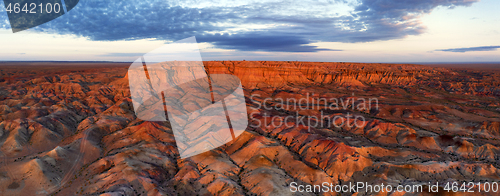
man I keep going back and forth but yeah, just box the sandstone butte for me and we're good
[0,61,499,195]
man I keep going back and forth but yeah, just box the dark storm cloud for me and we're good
[198,33,338,52]
[0,0,480,52]
[436,46,500,53]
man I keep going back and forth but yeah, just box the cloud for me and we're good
[0,0,480,52]
[198,33,339,52]
[99,53,145,57]
[32,1,233,41]
[436,46,500,53]
[0,1,10,29]
[342,0,479,42]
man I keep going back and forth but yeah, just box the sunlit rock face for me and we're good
[0,61,499,195]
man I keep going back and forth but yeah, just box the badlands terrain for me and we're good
[0,61,499,195]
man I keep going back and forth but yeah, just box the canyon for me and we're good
[0,61,499,195]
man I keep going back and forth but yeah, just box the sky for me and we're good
[0,0,499,63]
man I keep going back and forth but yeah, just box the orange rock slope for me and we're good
[0,61,499,195]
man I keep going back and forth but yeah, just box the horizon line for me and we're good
[1,60,500,64]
